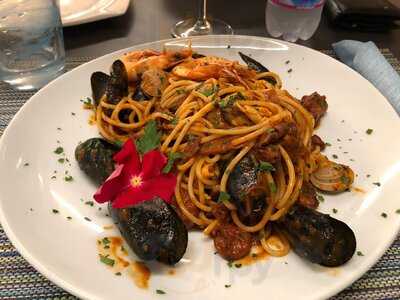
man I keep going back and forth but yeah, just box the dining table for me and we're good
[1,0,400,299]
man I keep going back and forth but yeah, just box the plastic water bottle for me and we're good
[266,0,325,42]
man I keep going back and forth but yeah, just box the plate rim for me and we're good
[0,35,399,300]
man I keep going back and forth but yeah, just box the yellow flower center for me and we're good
[130,175,143,188]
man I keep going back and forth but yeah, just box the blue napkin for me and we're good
[332,40,400,115]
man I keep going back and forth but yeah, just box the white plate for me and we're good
[1,35,400,300]
[59,0,130,27]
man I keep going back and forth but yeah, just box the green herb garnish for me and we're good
[316,195,325,203]
[67,216,72,220]
[258,161,276,172]
[171,116,179,125]
[340,176,350,185]
[234,264,242,268]
[218,192,231,203]
[373,182,381,187]
[225,284,231,288]
[325,142,331,147]
[176,88,186,95]
[163,152,183,173]
[269,182,277,194]
[156,289,166,295]
[135,120,161,154]
[52,209,59,214]
[23,162,29,166]
[102,237,110,245]
[84,217,91,222]
[218,92,244,108]
[99,254,115,267]
[381,212,387,218]
[332,208,338,214]
[332,154,338,159]
[64,175,73,182]
[58,158,65,163]
[115,272,122,276]
[227,261,233,268]
[396,209,400,214]
[366,128,373,135]
[357,251,364,256]
[54,147,64,154]
[85,201,94,206]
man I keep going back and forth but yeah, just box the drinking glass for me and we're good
[0,0,65,91]
[171,0,234,37]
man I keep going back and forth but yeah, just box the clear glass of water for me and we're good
[0,0,65,91]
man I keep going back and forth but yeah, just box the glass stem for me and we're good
[193,0,211,34]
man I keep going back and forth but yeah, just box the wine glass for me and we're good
[171,0,234,37]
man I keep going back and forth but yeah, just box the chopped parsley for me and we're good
[71,112,76,116]
[227,45,231,49]
[218,92,244,108]
[285,60,290,64]
[340,176,351,185]
[156,289,166,295]
[234,263,242,268]
[218,192,231,203]
[269,182,277,194]
[51,175,57,179]
[115,272,122,276]
[175,88,186,95]
[251,253,258,258]
[316,195,325,203]
[171,116,179,125]
[99,254,115,267]
[85,201,94,206]
[58,158,65,163]
[64,175,73,182]
[366,128,373,135]
[357,251,364,256]
[57,127,62,131]
[201,85,219,97]
[81,97,92,105]
[227,261,233,268]
[84,217,91,222]
[102,237,110,245]
[332,208,338,214]
[325,142,331,147]
[163,152,183,174]
[52,209,59,214]
[135,120,161,155]
[373,182,381,187]
[332,154,338,159]
[66,216,72,220]
[225,284,231,288]
[396,209,400,214]
[381,212,387,218]
[366,174,371,178]
[258,161,276,172]
[54,147,64,154]
[287,68,293,73]
[23,162,29,166]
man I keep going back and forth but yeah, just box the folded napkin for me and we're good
[332,40,400,115]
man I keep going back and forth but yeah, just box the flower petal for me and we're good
[141,150,167,180]
[111,173,177,208]
[113,139,140,169]
[94,164,125,203]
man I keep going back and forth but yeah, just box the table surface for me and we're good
[63,0,400,58]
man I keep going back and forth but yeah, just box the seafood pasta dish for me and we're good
[75,46,356,268]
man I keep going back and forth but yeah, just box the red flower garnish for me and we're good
[94,139,177,208]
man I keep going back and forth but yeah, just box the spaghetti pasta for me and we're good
[89,46,345,263]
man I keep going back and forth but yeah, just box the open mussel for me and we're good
[90,60,129,106]
[109,197,188,265]
[75,138,119,185]
[279,204,356,267]
[227,154,268,223]
[238,52,277,86]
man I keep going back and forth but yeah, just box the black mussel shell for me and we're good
[109,197,188,265]
[279,204,356,267]
[227,154,267,213]
[238,52,277,86]
[91,72,110,106]
[132,85,150,101]
[75,138,119,185]
[106,60,129,104]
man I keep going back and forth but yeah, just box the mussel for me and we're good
[75,139,188,265]
[109,197,188,265]
[75,138,119,185]
[310,160,354,193]
[90,60,129,106]
[227,154,268,221]
[238,52,277,86]
[279,204,356,267]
